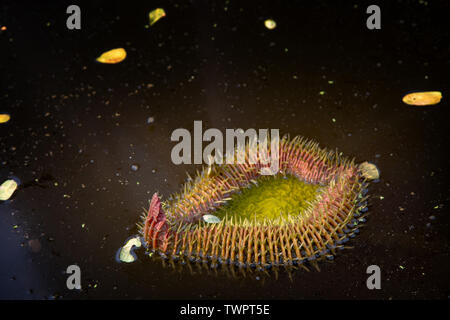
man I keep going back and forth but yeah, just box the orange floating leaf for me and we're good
[0,114,10,123]
[402,91,442,106]
[96,48,127,64]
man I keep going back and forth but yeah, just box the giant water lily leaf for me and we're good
[96,48,127,64]
[0,114,10,124]
[0,179,18,201]
[402,91,442,106]
[118,237,141,263]
[149,8,166,26]
[203,214,221,224]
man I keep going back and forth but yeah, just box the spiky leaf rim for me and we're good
[138,135,369,268]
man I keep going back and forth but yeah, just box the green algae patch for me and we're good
[215,174,321,222]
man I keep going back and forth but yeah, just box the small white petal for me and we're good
[203,214,221,224]
[119,237,142,263]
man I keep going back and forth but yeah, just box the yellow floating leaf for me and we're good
[264,19,277,30]
[0,114,10,124]
[118,237,141,263]
[0,179,18,201]
[96,48,127,64]
[402,91,442,106]
[149,8,166,26]
[359,162,380,180]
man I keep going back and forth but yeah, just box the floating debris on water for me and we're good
[264,19,276,30]
[0,114,10,123]
[0,179,18,201]
[131,164,140,172]
[28,239,41,253]
[202,214,221,224]
[149,8,166,26]
[96,48,127,64]
[117,236,142,263]
[147,116,155,124]
[359,162,380,180]
[402,91,442,106]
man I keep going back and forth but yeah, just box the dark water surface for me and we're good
[0,0,449,299]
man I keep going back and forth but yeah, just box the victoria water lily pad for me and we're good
[202,214,221,223]
[96,48,127,64]
[0,179,18,201]
[118,237,141,263]
[149,8,166,26]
